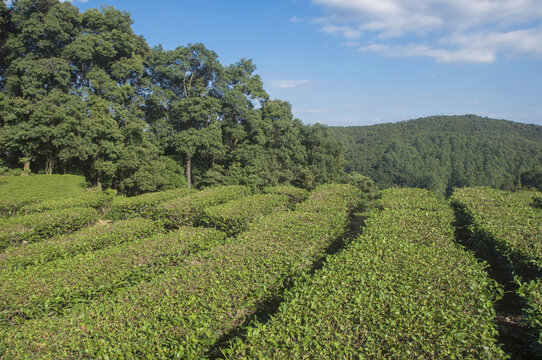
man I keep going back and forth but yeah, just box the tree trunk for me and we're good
[45,158,54,175]
[22,161,30,176]
[186,154,192,189]
[96,169,102,190]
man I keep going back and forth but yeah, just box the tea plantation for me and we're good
[0,175,540,358]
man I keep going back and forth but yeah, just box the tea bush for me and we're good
[0,227,226,325]
[451,187,542,353]
[0,185,356,358]
[226,188,505,359]
[0,207,99,251]
[263,185,309,206]
[0,218,160,271]
[0,175,89,217]
[202,194,290,235]
[152,185,251,228]
[296,183,362,213]
[107,188,192,220]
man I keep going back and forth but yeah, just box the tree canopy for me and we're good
[0,0,345,194]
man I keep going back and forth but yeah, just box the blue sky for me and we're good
[67,0,542,126]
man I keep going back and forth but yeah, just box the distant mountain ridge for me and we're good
[329,115,542,196]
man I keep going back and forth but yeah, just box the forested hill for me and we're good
[329,115,542,196]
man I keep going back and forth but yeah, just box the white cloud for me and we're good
[313,18,362,39]
[271,80,312,88]
[289,16,305,23]
[360,44,496,63]
[445,27,542,57]
[312,0,542,63]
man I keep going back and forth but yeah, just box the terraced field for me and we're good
[0,176,540,358]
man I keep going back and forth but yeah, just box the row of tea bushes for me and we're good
[263,185,309,206]
[202,194,290,236]
[0,227,226,325]
[0,185,355,359]
[533,194,542,209]
[451,187,541,278]
[296,183,362,213]
[0,197,38,218]
[225,188,505,359]
[106,188,193,220]
[518,280,542,355]
[0,207,99,252]
[0,218,160,271]
[377,187,447,211]
[14,189,112,216]
[0,175,90,217]
[152,185,252,228]
[451,187,542,354]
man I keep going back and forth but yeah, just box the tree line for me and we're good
[330,115,542,197]
[0,0,345,194]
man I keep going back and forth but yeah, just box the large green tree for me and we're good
[0,0,347,193]
[0,0,81,173]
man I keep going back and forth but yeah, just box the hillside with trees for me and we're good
[330,115,542,196]
[0,0,344,194]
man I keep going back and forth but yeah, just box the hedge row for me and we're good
[263,185,309,206]
[0,218,160,271]
[152,185,251,228]
[226,188,505,359]
[0,185,355,358]
[0,175,89,217]
[451,187,542,353]
[296,183,362,213]
[106,188,193,220]
[451,187,542,277]
[0,227,226,325]
[15,189,112,216]
[202,194,290,236]
[518,280,542,356]
[377,187,447,211]
[0,197,39,218]
[0,207,99,252]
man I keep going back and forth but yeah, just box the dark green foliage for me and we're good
[0,185,355,358]
[226,188,505,359]
[330,115,542,196]
[0,207,99,251]
[0,218,160,271]
[202,194,290,235]
[502,167,542,192]
[107,188,193,220]
[0,227,225,325]
[344,171,379,210]
[0,1,345,194]
[519,168,542,192]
